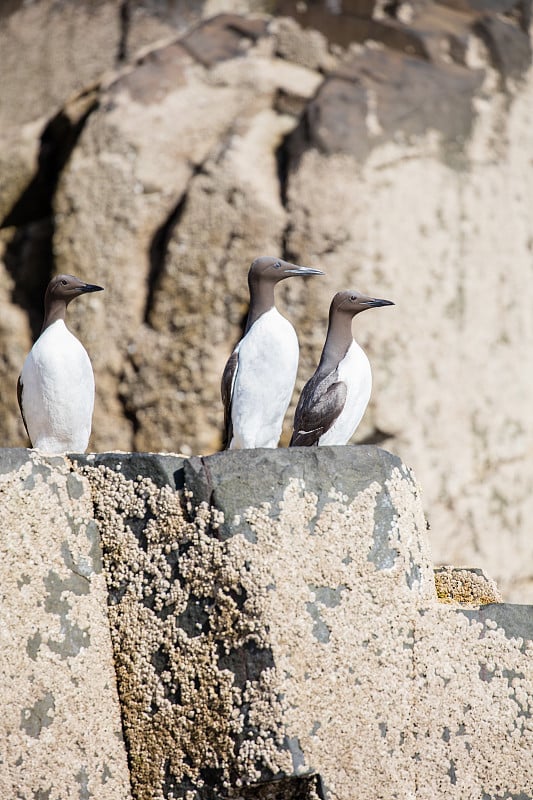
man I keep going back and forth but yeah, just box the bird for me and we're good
[290,289,394,447]
[221,256,324,449]
[18,274,104,454]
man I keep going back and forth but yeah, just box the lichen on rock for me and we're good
[434,565,503,606]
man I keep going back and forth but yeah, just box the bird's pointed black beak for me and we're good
[283,265,325,277]
[81,283,104,293]
[363,297,394,308]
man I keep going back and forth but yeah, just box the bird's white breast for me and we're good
[319,340,372,446]
[230,308,299,448]
[20,320,95,453]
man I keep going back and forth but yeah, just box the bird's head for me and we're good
[331,290,394,318]
[248,256,324,286]
[46,274,104,305]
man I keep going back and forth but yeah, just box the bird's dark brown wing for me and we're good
[290,372,347,447]
[17,374,31,442]
[221,350,239,449]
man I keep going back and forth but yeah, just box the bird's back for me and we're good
[318,340,371,445]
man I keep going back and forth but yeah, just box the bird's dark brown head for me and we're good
[331,289,394,318]
[45,274,104,306]
[248,256,324,286]
[41,274,104,334]
[245,257,324,333]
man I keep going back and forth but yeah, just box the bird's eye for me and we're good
[274,261,281,269]
[61,279,67,286]
[350,295,357,301]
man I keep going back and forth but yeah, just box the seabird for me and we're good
[290,289,394,447]
[222,256,324,449]
[18,274,104,454]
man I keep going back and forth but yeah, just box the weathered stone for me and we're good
[410,602,533,797]
[304,77,371,159]
[272,16,337,71]
[390,2,475,64]
[109,41,192,105]
[82,450,186,488]
[277,0,533,82]
[3,446,533,798]
[342,0,379,16]
[124,0,206,59]
[181,13,269,66]
[77,445,433,798]
[333,47,484,146]
[274,1,373,48]
[474,13,532,81]
[184,446,429,567]
[73,445,533,798]
[0,449,131,799]
[276,0,468,58]
[89,40,321,455]
[438,0,531,28]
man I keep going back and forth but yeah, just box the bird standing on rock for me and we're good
[18,274,104,454]
[290,290,394,447]
[222,256,324,449]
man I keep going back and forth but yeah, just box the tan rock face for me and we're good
[0,2,532,602]
[0,450,131,799]
[0,0,121,132]
[52,15,324,455]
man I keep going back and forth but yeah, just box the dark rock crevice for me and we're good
[238,772,327,799]
[0,0,25,20]
[117,0,131,63]
[276,132,293,265]
[117,375,141,452]
[1,92,99,231]
[1,91,99,340]
[274,81,326,263]
[144,165,203,327]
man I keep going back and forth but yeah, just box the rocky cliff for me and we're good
[1,0,532,600]
[2,446,533,799]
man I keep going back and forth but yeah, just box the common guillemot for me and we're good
[222,256,324,449]
[290,290,393,447]
[18,274,104,454]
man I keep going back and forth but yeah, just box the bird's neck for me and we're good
[245,278,276,333]
[41,299,67,335]
[317,312,354,374]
